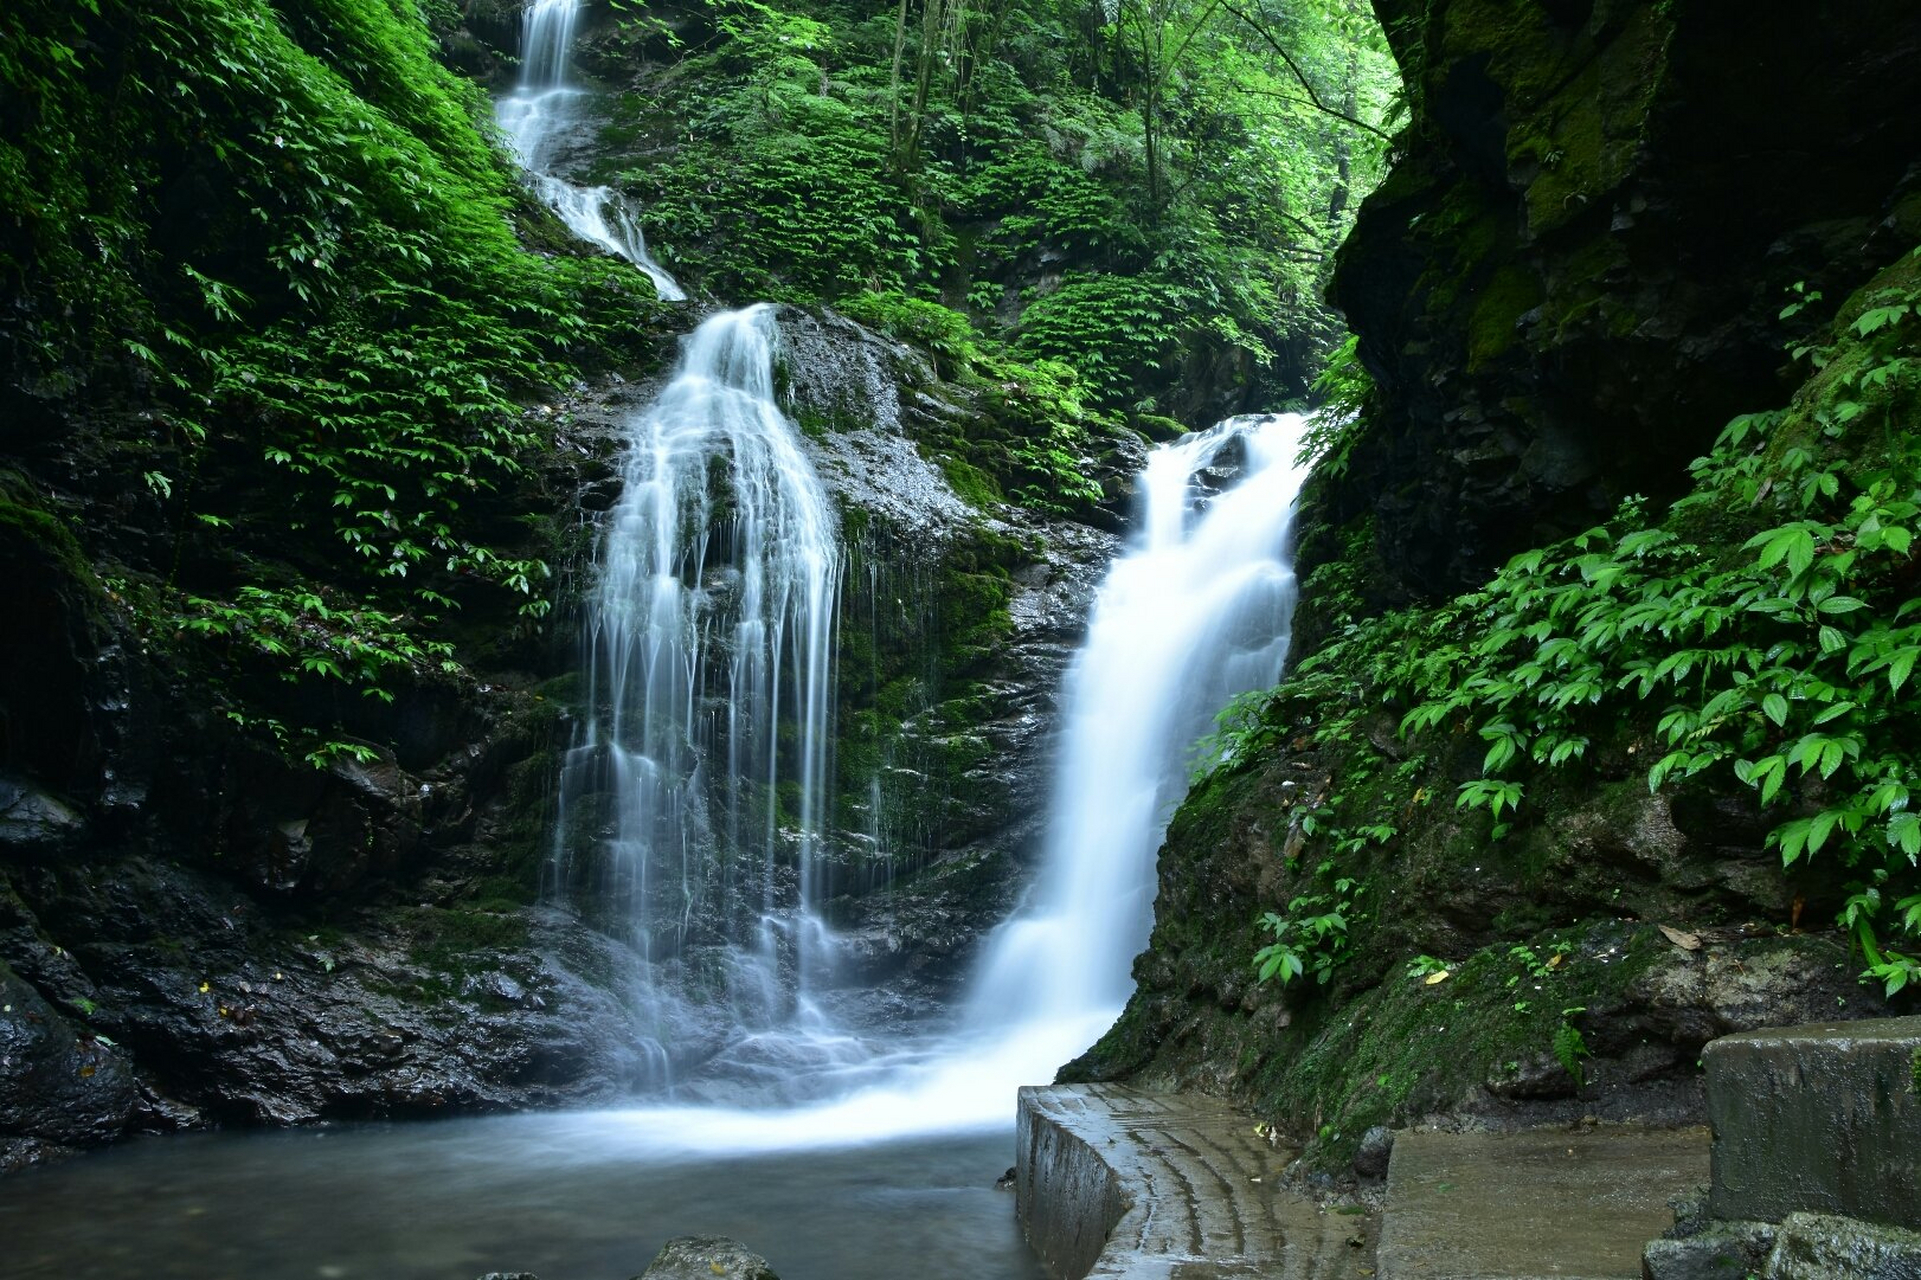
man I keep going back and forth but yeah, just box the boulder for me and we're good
[0,960,136,1168]
[635,1236,779,1280]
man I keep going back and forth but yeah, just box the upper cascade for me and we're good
[496,0,687,301]
[554,305,846,1097]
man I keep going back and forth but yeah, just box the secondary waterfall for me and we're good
[496,0,686,300]
[554,305,844,1094]
[966,414,1312,1057]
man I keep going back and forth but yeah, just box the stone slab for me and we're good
[1705,1016,1921,1230]
[1015,1083,1376,1280]
[1376,1128,1709,1280]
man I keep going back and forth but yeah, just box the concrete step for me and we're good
[1376,1128,1709,1280]
[1015,1083,1378,1280]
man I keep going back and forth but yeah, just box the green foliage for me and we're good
[1297,334,1372,475]
[609,0,1395,411]
[1254,890,1355,986]
[1551,1011,1590,1090]
[1232,250,1921,997]
[1,0,659,721]
[838,288,1110,513]
[1012,273,1182,406]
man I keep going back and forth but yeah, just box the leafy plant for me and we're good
[1553,1009,1590,1090]
[1228,250,1921,997]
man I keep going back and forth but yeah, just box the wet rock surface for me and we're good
[1306,0,1921,602]
[636,1236,780,1280]
[0,958,137,1168]
[1648,1212,1921,1280]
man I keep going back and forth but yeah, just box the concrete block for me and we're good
[1705,1017,1921,1230]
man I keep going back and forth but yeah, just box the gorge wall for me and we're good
[1072,0,1921,1171]
[1305,0,1921,602]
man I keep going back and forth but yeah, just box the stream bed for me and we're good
[1,1117,1040,1280]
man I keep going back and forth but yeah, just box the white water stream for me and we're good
[560,412,1313,1141]
[496,0,686,300]
[554,305,847,1095]
[963,413,1313,1062]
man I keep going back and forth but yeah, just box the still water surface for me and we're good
[1,1116,1040,1280]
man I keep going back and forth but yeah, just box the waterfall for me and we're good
[554,305,844,1093]
[496,0,686,301]
[964,413,1313,1056]
[545,411,1309,1141]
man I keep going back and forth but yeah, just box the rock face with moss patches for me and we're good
[1312,0,1921,601]
[0,302,1125,1167]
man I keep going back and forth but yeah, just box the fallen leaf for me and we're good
[1546,954,1564,970]
[1658,924,1702,951]
[1424,970,1451,985]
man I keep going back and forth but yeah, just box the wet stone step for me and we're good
[1014,1083,1377,1280]
[1376,1128,1709,1280]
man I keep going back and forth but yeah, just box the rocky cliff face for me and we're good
[1312,0,1921,601]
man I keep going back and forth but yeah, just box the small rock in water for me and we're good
[636,1235,779,1280]
[995,1165,1017,1190]
[475,1273,539,1280]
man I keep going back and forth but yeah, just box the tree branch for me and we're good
[1218,0,1395,145]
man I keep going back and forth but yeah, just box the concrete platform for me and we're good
[1706,1016,1921,1230]
[1014,1083,1376,1280]
[1376,1128,1709,1280]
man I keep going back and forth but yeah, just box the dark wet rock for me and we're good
[1645,1221,1779,1280]
[635,1235,779,1280]
[1766,1212,1921,1279]
[1483,1052,1578,1101]
[0,777,85,854]
[1353,1125,1394,1179]
[0,959,137,1170]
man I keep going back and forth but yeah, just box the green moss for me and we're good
[1255,922,1661,1168]
[1466,265,1544,371]
[403,906,529,976]
[0,472,98,591]
[936,454,1004,509]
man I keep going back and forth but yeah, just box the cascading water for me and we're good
[495,1,1315,1120]
[554,305,846,1095]
[964,413,1313,1063]
[496,0,686,301]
